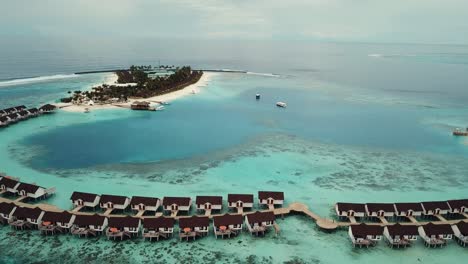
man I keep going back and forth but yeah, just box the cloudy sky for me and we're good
[2,0,468,44]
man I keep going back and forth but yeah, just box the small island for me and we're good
[59,65,205,112]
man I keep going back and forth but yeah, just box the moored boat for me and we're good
[453,128,468,136]
[276,102,287,108]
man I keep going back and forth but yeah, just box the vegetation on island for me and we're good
[61,65,202,104]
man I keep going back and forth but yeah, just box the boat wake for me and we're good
[0,74,79,87]
[246,71,281,77]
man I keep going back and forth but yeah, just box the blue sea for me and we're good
[0,39,467,263]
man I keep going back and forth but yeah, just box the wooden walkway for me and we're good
[1,196,467,231]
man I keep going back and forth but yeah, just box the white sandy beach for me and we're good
[58,72,215,113]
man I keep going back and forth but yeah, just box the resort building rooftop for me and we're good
[70,191,100,203]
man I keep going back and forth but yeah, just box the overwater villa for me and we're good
[130,196,161,212]
[0,116,9,127]
[39,104,57,113]
[0,202,16,225]
[71,214,108,237]
[39,211,75,235]
[106,216,141,240]
[383,224,419,248]
[3,107,17,114]
[446,199,468,214]
[213,213,243,239]
[348,224,384,248]
[365,203,396,218]
[228,194,254,214]
[16,182,51,201]
[394,203,424,218]
[9,207,44,230]
[27,108,39,117]
[335,203,366,219]
[421,201,450,216]
[195,195,222,215]
[418,223,454,247]
[0,177,20,194]
[162,196,191,216]
[452,221,468,247]
[99,194,130,212]
[142,217,175,241]
[245,211,275,236]
[178,216,210,241]
[15,105,26,112]
[17,110,30,120]
[70,191,100,210]
[258,191,284,210]
[6,113,19,123]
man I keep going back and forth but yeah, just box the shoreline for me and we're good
[57,71,215,113]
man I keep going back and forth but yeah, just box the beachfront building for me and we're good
[195,196,222,214]
[348,224,384,248]
[447,199,468,214]
[142,217,175,241]
[162,197,191,216]
[16,182,49,200]
[39,104,57,114]
[9,207,44,230]
[245,211,275,236]
[365,203,395,218]
[452,221,468,247]
[0,177,20,195]
[418,223,453,247]
[228,194,254,213]
[258,191,284,209]
[421,201,450,216]
[71,214,108,237]
[70,191,100,210]
[383,224,419,248]
[335,203,366,219]
[106,216,141,240]
[394,203,424,218]
[213,213,243,239]
[131,101,151,110]
[99,194,130,212]
[130,196,161,212]
[39,211,75,235]
[179,216,210,241]
[0,202,16,225]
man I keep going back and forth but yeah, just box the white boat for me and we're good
[155,106,165,111]
[276,102,287,108]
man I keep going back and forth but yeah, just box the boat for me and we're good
[276,102,287,108]
[256,94,261,100]
[453,128,468,136]
[155,106,165,111]
[84,108,90,113]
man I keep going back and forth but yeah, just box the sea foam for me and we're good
[0,74,79,87]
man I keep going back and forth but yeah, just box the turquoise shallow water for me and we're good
[1,44,468,263]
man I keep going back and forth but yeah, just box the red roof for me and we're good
[228,194,253,203]
[195,196,222,205]
[258,191,284,200]
[162,197,191,206]
[179,216,209,229]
